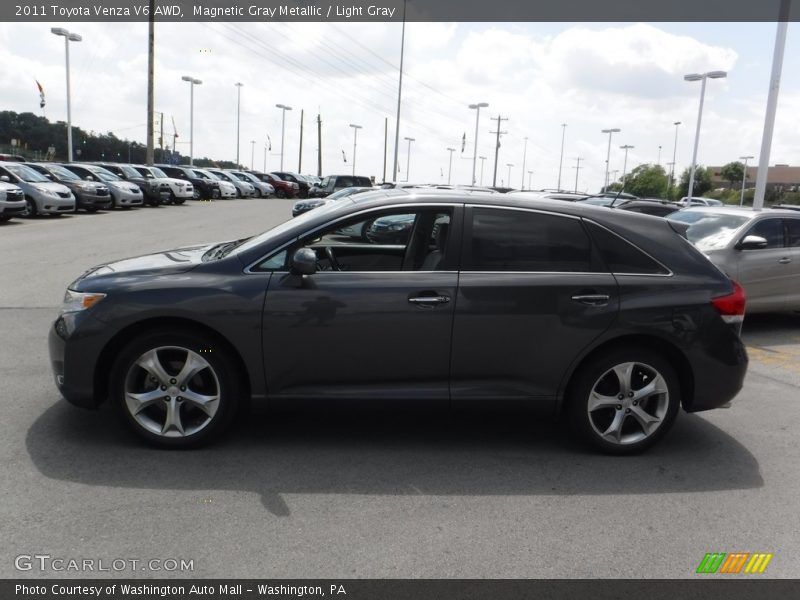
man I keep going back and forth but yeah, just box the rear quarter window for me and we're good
[585,221,670,275]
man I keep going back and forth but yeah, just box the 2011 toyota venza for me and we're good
[48,191,748,454]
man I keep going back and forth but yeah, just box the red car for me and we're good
[248,171,298,199]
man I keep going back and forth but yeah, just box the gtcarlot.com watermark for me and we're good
[15,554,194,573]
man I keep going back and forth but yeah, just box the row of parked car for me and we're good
[0,160,334,220]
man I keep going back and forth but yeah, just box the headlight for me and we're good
[61,290,106,314]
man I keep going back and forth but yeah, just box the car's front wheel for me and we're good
[111,331,240,448]
[567,348,680,454]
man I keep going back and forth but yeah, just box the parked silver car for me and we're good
[60,163,144,208]
[209,169,255,198]
[668,206,800,312]
[227,170,274,198]
[0,180,26,221]
[0,162,75,216]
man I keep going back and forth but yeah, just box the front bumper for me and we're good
[37,195,75,214]
[0,199,26,216]
[112,188,144,206]
[76,191,113,209]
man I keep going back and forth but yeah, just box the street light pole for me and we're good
[527,170,533,191]
[479,156,486,186]
[506,163,513,188]
[520,137,528,190]
[250,140,256,170]
[685,71,727,199]
[668,121,681,197]
[739,155,754,206]
[403,137,415,182]
[601,128,620,191]
[275,103,293,170]
[557,123,567,190]
[181,75,202,166]
[235,83,243,166]
[469,102,489,185]
[51,28,82,162]
[620,144,634,185]
[574,157,582,193]
[349,124,362,176]
[446,147,455,184]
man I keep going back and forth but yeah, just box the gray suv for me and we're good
[0,162,75,216]
[669,206,800,312]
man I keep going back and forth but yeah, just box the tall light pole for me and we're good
[349,123,362,176]
[520,137,528,190]
[685,71,727,199]
[557,123,567,190]
[478,156,487,186]
[469,102,489,185]
[669,121,681,197]
[275,103,292,170]
[446,147,455,184]
[181,76,202,166]
[506,163,513,187]
[601,128,620,191]
[250,140,256,170]
[574,157,582,193]
[739,155,754,206]
[392,0,407,183]
[657,145,662,165]
[527,170,533,191]
[51,28,81,162]
[235,83,243,166]
[620,144,634,185]
[403,137,415,182]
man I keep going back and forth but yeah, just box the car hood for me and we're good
[74,243,215,285]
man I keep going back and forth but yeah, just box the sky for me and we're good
[0,20,798,191]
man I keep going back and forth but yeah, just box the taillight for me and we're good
[711,280,746,325]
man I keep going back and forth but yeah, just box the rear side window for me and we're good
[466,208,597,272]
[786,219,800,248]
[585,221,669,275]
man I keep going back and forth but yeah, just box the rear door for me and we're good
[450,206,618,405]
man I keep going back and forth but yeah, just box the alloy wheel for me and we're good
[123,346,220,438]
[586,361,669,445]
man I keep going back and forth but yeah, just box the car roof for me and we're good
[678,205,800,217]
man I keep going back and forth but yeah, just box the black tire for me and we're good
[192,188,201,200]
[173,197,186,205]
[86,206,99,213]
[567,346,680,455]
[0,215,10,222]
[22,196,38,218]
[275,188,286,199]
[110,330,241,448]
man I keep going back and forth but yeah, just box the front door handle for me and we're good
[408,295,450,305]
[778,257,792,264]
[571,294,610,306]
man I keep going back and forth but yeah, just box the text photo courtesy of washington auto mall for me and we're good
[1,1,800,599]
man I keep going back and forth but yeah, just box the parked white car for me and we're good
[193,168,237,199]
[132,165,193,204]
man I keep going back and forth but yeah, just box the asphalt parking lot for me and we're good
[1,199,799,579]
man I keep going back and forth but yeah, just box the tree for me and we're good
[677,165,713,198]
[622,163,668,198]
[720,161,744,189]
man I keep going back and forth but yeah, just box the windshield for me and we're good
[194,169,218,180]
[228,172,246,181]
[150,167,168,179]
[116,164,141,178]
[211,171,231,182]
[87,166,121,182]
[48,165,81,181]
[5,164,50,183]
[668,211,750,251]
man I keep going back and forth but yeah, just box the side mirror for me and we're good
[84,175,94,181]
[738,235,768,250]
[0,175,9,182]
[291,248,317,276]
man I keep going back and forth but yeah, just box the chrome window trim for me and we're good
[244,202,460,274]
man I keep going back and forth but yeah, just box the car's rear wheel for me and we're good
[567,348,680,455]
[192,188,201,200]
[111,331,240,448]
[275,188,286,199]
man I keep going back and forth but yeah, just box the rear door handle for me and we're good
[409,295,450,305]
[571,294,610,306]
[778,257,792,264]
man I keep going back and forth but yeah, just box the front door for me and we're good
[736,217,790,312]
[259,205,461,400]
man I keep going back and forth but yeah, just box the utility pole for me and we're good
[573,157,582,193]
[392,0,407,182]
[520,137,528,190]
[490,115,508,187]
[383,117,388,183]
[479,156,487,186]
[669,121,681,197]
[298,109,304,173]
[235,82,243,166]
[145,0,155,165]
[446,147,455,185]
[349,123,362,176]
[316,113,322,176]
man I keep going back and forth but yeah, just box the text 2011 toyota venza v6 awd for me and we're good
[48,191,748,454]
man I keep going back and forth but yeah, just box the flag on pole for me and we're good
[461,132,466,153]
[342,149,347,163]
[267,134,272,151]
[35,80,45,109]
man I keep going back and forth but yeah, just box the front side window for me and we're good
[745,218,784,249]
[465,208,596,272]
[256,209,452,273]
